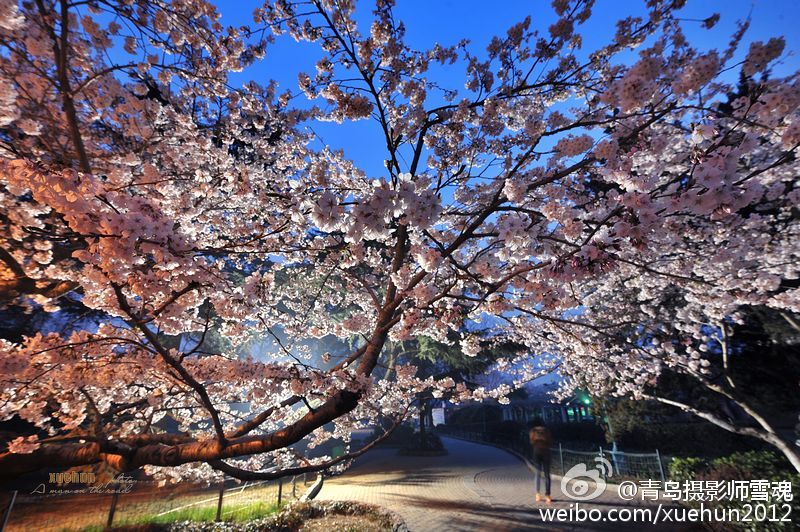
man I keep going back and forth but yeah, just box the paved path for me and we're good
[317,437,701,531]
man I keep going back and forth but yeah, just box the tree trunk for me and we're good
[418,398,427,450]
[644,394,800,473]
[0,322,394,477]
[762,431,800,473]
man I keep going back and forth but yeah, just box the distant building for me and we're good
[492,383,595,425]
[442,386,595,428]
[499,395,594,424]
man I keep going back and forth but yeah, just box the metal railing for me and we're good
[2,473,315,532]
[437,426,666,482]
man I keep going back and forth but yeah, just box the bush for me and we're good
[615,422,768,456]
[668,451,799,532]
[669,451,793,483]
[710,451,790,480]
[371,424,415,448]
[398,432,447,456]
[667,456,707,482]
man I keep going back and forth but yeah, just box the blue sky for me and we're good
[214,0,800,178]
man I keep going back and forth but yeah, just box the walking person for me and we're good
[529,418,553,504]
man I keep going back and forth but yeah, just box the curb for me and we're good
[299,473,324,502]
[439,434,623,494]
[439,433,538,474]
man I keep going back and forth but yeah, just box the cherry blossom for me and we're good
[1,0,799,481]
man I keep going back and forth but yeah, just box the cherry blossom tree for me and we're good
[1,0,799,482]
[526,68,800,471]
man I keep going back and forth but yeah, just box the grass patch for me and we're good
[80,501,281,531]
[75,501,406,531]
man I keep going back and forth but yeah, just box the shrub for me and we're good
[668,451,799,532]
[371,424,415,448]
[668,456,710,482]
[615,422,767,456]
[398,432,447,456]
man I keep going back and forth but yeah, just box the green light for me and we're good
[583,398,591,405]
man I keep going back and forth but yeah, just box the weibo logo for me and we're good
[560,456,613,501]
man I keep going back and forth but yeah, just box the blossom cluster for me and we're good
[1,0,799,481]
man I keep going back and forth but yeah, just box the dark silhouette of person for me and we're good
[528,417,553,504]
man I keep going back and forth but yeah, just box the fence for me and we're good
[437,426,666,482]
[2,473,316,532]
